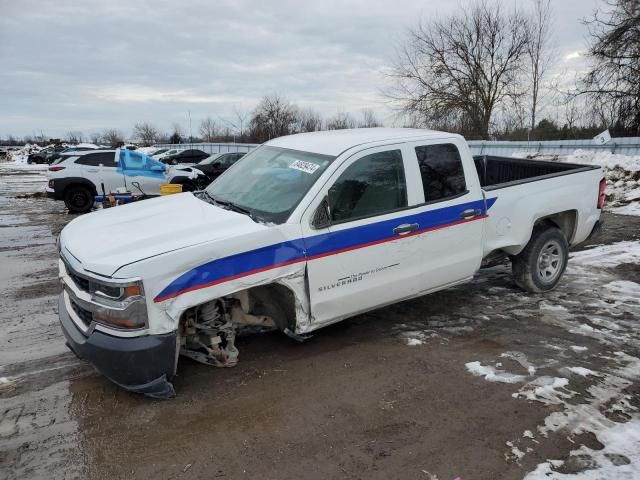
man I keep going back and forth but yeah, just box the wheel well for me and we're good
[533,210,577,243]
[181,283,298,333]
[240,283,297,331]
[61,180,97,197]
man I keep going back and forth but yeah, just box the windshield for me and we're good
[205,146,335,224]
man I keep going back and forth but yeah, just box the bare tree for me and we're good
[358,108,382,128]
[562,94,582,132]
[296,108,324,132]
[66,131,83,144]
[32,130,48,145]
[133,122,159,146]
[199,117,218,142]
[89,131,102,145]
[580,0,640,133]
[169,123,184,144]
[233,106,250,138]
[326,111,356,130]
[498,97,528,137]
[527,0,554,136]
[248,94,298,142]
[101,128,125,147]
[388,1,530,138]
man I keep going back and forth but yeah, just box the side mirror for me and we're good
[312,196,331,229]
[150,165,165,172]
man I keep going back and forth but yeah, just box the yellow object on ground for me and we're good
[160,183,183,195]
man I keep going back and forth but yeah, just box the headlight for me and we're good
[90,279,147,330]
[91,279,144,305]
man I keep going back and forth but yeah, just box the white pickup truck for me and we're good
[57,129,605,398]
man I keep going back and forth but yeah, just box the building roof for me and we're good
[266,128,454,156]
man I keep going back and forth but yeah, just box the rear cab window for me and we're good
[414,143,467,202]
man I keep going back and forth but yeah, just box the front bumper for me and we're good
[59,292,178,399]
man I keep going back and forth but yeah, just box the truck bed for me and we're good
[473,155,599,191]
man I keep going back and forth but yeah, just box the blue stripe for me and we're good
[154,196,497,301]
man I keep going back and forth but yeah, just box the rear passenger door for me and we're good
[406,140,487,291]
[75,152,123,194]
[304,145,427,326]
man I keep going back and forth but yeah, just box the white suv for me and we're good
[46,149,205,213]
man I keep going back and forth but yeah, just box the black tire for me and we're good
[64,186,93,213]
[511,226,569,293]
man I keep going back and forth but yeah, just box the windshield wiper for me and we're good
[206,193,259,222]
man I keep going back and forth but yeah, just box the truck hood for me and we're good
[60,193,265,277]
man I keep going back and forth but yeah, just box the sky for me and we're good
[0,0,602,139]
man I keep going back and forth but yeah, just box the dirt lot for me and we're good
[1,163,639,480]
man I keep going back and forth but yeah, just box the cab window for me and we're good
[329,149,407,223]
[75,152,116,167]
[414,144,466,202]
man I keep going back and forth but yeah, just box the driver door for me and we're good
[302,145,426,327]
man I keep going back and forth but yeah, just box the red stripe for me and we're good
[153,215,487,303]
[153,257,306,303]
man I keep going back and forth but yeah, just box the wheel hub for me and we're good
[537,240,562,284]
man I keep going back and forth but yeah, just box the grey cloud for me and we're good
[0,0,602,138]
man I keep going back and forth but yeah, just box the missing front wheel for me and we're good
[179,300,239,367]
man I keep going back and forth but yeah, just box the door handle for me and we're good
[393,223,419,235]
[460,208,482,220]
[86,168,99,172]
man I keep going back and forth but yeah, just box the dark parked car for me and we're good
[195,152,246,186]
[28,145,65,164]
[46,146,97,164]
[160,149,209,165]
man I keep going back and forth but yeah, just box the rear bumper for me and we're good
[59,292,178,399]
[585,219,603,242]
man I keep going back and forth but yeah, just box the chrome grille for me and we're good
[70,299,93,327]
[62,257,90,292]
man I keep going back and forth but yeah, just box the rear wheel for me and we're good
[511,226,568,293]
[64,186,93,213]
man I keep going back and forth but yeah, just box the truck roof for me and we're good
[266,128,453,156]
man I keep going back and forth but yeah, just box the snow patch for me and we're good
[525,420,640,480]
[565,149,640,172]
[465,361,527,384]
[514,376,571,403]
[570,241,640,268]
[567,366,597,377]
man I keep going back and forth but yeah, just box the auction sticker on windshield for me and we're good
[290,160,320,174]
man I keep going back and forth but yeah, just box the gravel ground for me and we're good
[1,161,639,480]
